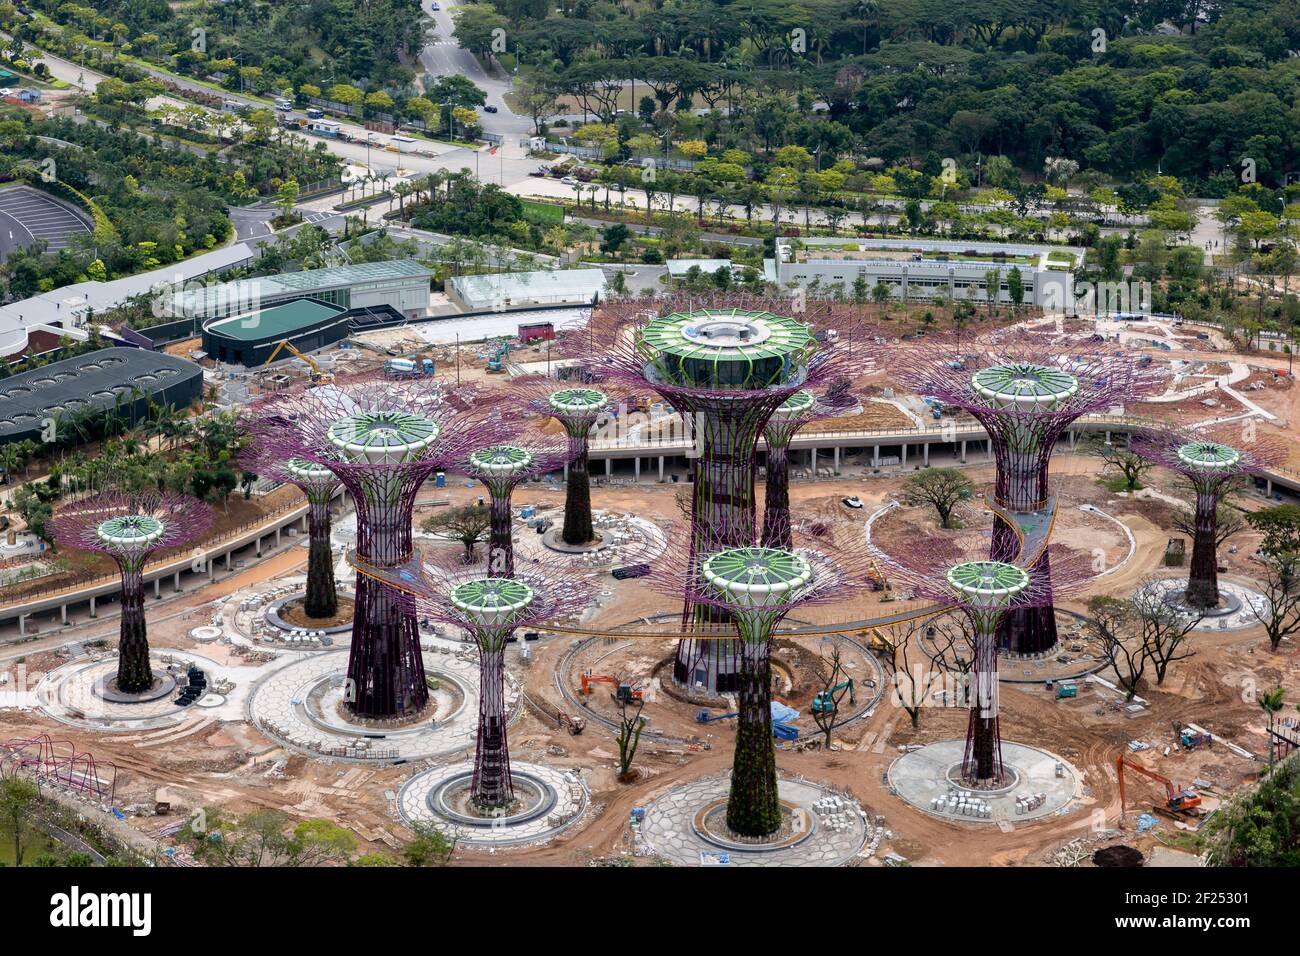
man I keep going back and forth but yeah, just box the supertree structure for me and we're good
[879,541,1090,785]
[459,440,570,577]
[1131,427,1285,610]
[567,298,851,694]
[243,442,341,618]
[250,376,493,719]
[358,553,592,809]
[761,380,860,550]
[648,515,866,835]
[51,492,213,694]
[512,376,618,546]
[888,332,1163,657]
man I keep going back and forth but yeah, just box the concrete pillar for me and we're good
[634,457,640,481]
[154,578,161,598]
[275,527,281,547]
[89,596,97,618]
[960,440,967,461]
[810,447,817,472]
[872,445,880,467]
[18,614,25,637]
[564,461,569,481]
[301,514,309,533]
[174,571,182,593]
[60,605,67,625]
[833,447,840,471]
[256,536,263,558]
[923,443,930,466]
[1266,478,1273,496]
[605,458,612,477]
[658,456,665,480]
[901,443,908,466]
[1106,430,1111,443]
[226,551,232,571]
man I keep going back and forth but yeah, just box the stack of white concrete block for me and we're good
[814,795,856,832]
[932,790,991,818]
[1015,792,1047,815]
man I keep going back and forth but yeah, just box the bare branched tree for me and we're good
[1131,583,1202,685]
[615,688,647,782]
[811,643,859,747]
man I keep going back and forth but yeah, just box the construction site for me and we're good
[1,297,1298,872]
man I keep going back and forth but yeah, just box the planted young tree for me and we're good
[1131,583,1201,685]
[1086,434,1153,491]
[614,688,647,782]
[423,504,492,564]
[0,776,40,867]
[901,467,973,529]
[1246,507,1300,651]
[810,644,854,747]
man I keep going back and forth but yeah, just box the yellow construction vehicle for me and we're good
[263,339,333,382]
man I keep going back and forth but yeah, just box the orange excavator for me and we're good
[1115,752,1203,825]
[579,672,643,703]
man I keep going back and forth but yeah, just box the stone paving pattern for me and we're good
[639,774,868,866]
[397,761,588,847]
[248,646,500,761]
[888,740,1082,825]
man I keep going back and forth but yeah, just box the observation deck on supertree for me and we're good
[249,376,494,719]
[51,492,214,695]
[887,332,1164,657]
[1131,427,1285,610]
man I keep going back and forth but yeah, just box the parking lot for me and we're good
[0,185,92,262]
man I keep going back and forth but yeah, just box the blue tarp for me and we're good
[771,701,799,723]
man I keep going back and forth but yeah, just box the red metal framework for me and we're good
[0,734,118,804]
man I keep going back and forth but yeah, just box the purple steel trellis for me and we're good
[875,537,1092,785]
[368,550,593,808]
[1130,425,1285,610]
[249,374,497,719]
[457,438,572,578]
[647,513,871,834]
[512,375,622,547]
[1,734,118,804]
[885,330,1164,656]
[243,440,342,618]
[761,378,862,550]
[50,492,213,695]
[561,294,861,694]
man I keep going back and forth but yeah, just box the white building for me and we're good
[446,268,607,311]
[772,237,1081,309]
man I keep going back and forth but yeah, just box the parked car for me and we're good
[841,496,864,509]
[560,176,578,185]
[483,104,498,113]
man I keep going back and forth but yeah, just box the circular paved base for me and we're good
[398,762,588,847]
[97,673,177,704]
[1138,578,1268,632]
[639,775,868,866]
[37,653,218,731]
[248,648,494,761]
[266,594,356,636]
[693,799,812,852]
[540,528,606,554]
[888,740,1082,825]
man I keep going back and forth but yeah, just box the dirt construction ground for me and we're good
[3,438,1295,868]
